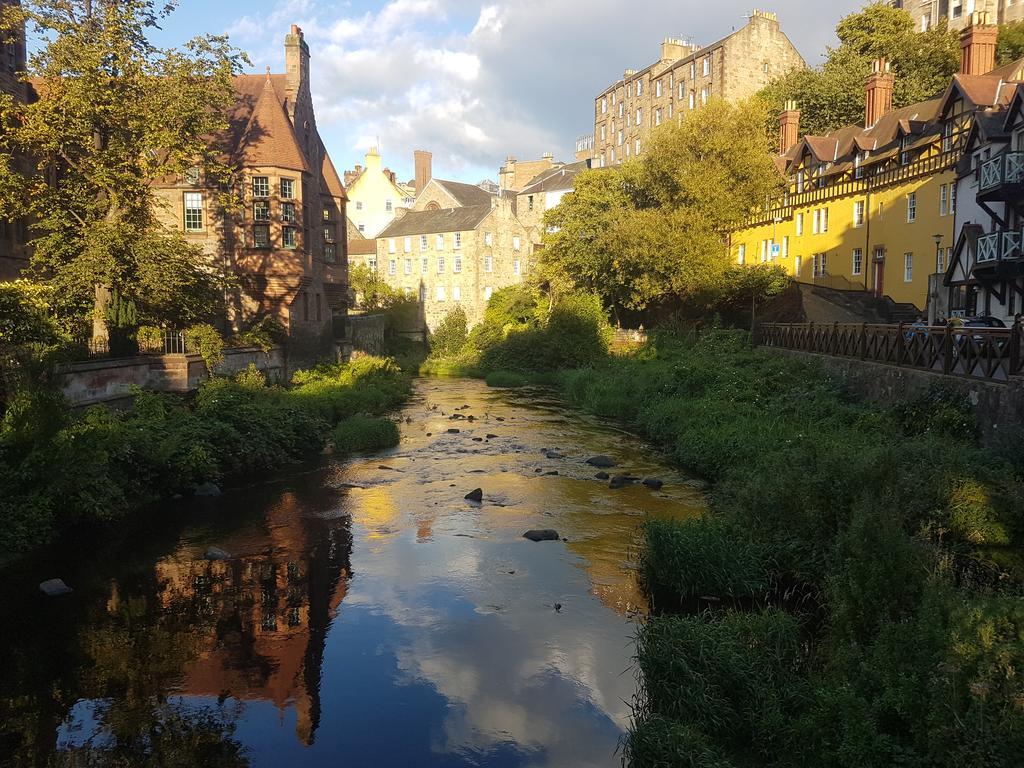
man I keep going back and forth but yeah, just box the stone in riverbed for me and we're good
[643,478,665,490]
[586,455,616,468]
[523,529,560,542]
[544,470,559,476]
[594,472,610,481]
[544,450,566,459]
[609,474,639,489]
[194,482,222,497]
[486,434,499,439]
[205,546,231,561]
[447,428,461,434]
[465,488,483,502]
[39,579,73,597]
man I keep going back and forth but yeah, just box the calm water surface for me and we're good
[0,379,704,767]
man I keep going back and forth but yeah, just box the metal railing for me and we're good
[759,322,1024,383]
[139,329,190,356]
[979,150,1024,193]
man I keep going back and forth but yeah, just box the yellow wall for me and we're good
[347,148,411,238]
[731,170,957,310]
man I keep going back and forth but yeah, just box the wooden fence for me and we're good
[758,322,1024,383]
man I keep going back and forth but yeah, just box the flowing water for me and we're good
[0,378,704,768]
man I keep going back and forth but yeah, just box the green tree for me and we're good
[760,3,959,137]
[542,98,781,315]
[348,264,401,311]
[997,20,1024,65]
[717,264,790,335]
[0,1,249,328]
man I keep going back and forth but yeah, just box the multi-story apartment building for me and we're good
[0,0,30,280]
[374,199,531,329]
[892,0,1024,31]
[343,147,415,238]
[588,10,805,168]
[515,161,589,244]
[946,71,1024,321]
[152,25,347,344]
[731,14,1015,313]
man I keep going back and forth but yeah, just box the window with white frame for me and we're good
[701,88,709,105]
[635,138,641,155]
[436,285,446,301]
[280,179,294,199]
[852,248,863,275]
[385,199,393,212]
[853,200,865,227]
[436,234,444,250]
[690,62,696,79]
[420,235,428,251]
[783,236,789,257]
[907,192,917,222]
[636,79,643,96]
[601,96,608,114]
[513,236,521,252]
[939,184,949,216]
[404,258,412,275]
[635,108,642,125]
[796,213,804,236]
[355,201,363,210]
[484,232,493,247]
[183,192,203,231]
[484,255,493,272]
[388,259,396,276]
[404,236,412,253]
[703,56,710,76]
[689,91,696,109]
[655,80,662,97]
[368,256,377,271]
[738,243,746,264]
[282,202,296,222]
[454,256,462,273]
[421,256,428,272]
[655,108,662,126]
[904,252,913,281]
[760,240,768,262]
[812,209,820,234]
[454,232,462,249]
[388,238,396,254]
[437,255,445,272]
[253,200,270,222]
[795,255,802,277]
[282,227,296,249]
[484,286,493,300]
[252,176,269,198]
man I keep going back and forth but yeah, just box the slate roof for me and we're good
[347,237,378,255]
[434,179,495,206]
[377,205,492,238]
[518,161,590,195]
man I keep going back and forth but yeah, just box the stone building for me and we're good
[0,0,30,280]
[891,0,1024,31]
[375,199,531,329]
[343,147,414,237]
[515,160,590,243]
[588,10,805,167]
[152,25,347,346]
[498,153,558,192]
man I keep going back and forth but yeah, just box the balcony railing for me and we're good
[976,228,1024,265]
[979,151,1024,196]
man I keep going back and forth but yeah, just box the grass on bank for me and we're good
[0,356,411,560]
[560,329,1024,768]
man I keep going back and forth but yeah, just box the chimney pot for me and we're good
[865,57,895,128]
[779,101,801,155]
[414,149,432,197]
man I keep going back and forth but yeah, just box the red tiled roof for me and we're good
[239,75,309,173]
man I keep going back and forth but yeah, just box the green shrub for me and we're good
[624,716,736,768]
[232,315,287,351]
[0,280,61,346]
[430,306,468,356]
[485,370,528,388]
[185,323,224,371]
[640,517,773,609]
[331,416,400,456]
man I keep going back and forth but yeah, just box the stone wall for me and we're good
[766,347,1024,444]
[56,347,286,406]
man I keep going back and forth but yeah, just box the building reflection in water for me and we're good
[151,492,353,746]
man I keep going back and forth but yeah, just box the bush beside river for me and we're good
[0,356,410,561]
[561,330,1024,768]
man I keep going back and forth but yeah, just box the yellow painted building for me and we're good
[344,147,414,238]
[732,15,1016,314]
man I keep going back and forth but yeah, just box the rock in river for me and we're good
[609,474,639,489]
[447,428,461,434]
[39,579,73,597]
[205,546,232,561]
[595,471,610,481]
[194,482,222,497]
[643,478,665,490]
[523,529,560,542]
[586,455,616,468]
[465,488,483,502]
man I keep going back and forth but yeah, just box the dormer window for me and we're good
[900,136,912,166]
[854,151,866,179]
[942,121,954,152]
[795,169,805,194]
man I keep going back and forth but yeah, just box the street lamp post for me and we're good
[932,233,944,325]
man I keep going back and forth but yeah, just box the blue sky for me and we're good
[145,0,866,185]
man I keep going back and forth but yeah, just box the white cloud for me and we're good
[223,0,866,183]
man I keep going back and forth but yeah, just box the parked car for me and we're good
[954,316,1009,358]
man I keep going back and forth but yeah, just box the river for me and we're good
[0,378,705,768]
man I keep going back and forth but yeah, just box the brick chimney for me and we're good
[865,58,894,128]
[779,100,800,155]
[960,12,997,76]
[284,25,310,116]
[414,149,432,196]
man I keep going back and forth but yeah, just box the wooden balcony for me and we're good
[977,151,1024,203]
[974,228,1024,273]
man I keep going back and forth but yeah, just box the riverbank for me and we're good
[0,356,411,561]
[559,329,1024,767]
